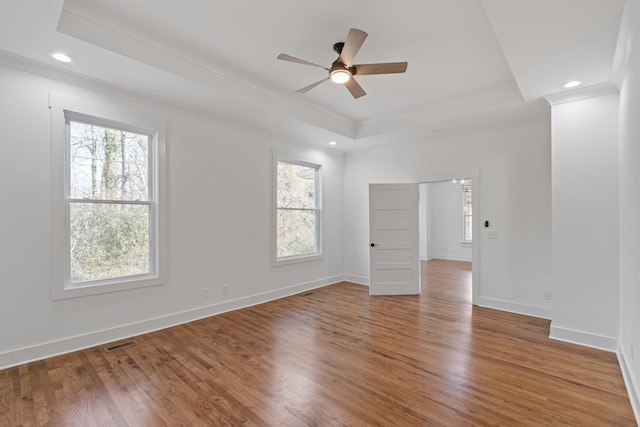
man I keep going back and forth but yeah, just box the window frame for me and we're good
[50,93,166,300]
[273,157,323,266]
[462,187,472,244]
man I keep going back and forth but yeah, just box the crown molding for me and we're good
[58,0,357,139]
[543,82,619,106]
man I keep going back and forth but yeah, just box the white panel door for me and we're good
[369,184,420,295]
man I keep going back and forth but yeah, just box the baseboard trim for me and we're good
[476,296,552,320]
[0,275,344,370]
[344,274,369,286]
[428,254,472,262]
[618,343,640,425]
[549,323,618,352]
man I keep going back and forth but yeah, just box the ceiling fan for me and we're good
[277,28,408,99]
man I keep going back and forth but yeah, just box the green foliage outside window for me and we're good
[68,120,151,283]
[276,161,319,258]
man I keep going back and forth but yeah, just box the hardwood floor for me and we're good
[1,259,636,426]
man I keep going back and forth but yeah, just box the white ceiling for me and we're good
[0,0,626,150]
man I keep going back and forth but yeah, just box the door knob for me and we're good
[370,243,376,247]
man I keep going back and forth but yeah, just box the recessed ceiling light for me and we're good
[329,141,337,146]
[562,80,582,89]
[50,52,73,63]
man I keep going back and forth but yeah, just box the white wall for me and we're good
[343,122,553,318]
[549,93,620,350]
[0,63,344,368]
[618,0,640,415]
[419,183,429,260]
[422,181,472,262]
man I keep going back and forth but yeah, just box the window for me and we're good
[275,160,321,263]
[67,114,154,284]
[463,188,472,242]
[50,93,165,299]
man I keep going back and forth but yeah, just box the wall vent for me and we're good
[105,340,137,352]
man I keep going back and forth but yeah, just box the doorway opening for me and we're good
[367,171,478,301]
[417,170,478,304]
[419,179,473,303]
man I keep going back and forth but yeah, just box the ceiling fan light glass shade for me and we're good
[330,70,351,84]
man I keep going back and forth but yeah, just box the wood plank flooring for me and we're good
[0,259,636,426]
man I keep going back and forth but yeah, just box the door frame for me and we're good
[416,169,479,305]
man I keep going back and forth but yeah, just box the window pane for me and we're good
[70,202,150,283]
[276,161,316,209]
[69,121,149,201]
[463,188,472,241]
[277,209,316,257]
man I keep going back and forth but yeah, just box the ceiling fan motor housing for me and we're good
[330,59,354,74]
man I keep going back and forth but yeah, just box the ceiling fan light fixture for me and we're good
[277,28,407,98]
[330,69,351,84]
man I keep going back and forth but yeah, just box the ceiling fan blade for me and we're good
[295,78,329,94]
[354,62,408,75]
[344,77,366,99]
[338,28,368,66]
[277,53,328,70]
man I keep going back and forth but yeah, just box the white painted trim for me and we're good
[416,169,478,185]
[543,82,619,106]
[477,296,552,320]
[271,153,324,267]
[57,0,357,139]
[415,168,480,306]
[428,254,472,262]
[343,280,551,321]
[0,52,339,155]
[0,275,344,370]
[618,342,640,425]
[48,92,168,300]
[549,323,618,352]
[344,275,369,286]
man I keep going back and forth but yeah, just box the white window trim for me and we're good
[272,155,323,266]
[461,188,472,244]
[49,93,167,300]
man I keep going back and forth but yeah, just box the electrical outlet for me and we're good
[544,290,552,300]
[222,284,229,295]
[201,287,209,299]
[488,230,498,239]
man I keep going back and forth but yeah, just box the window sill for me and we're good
[51,275,165,300]
[273,253,323,267]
